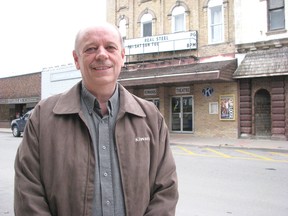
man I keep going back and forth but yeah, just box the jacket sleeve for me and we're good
[14,110,52,215]
[144,117,179,216]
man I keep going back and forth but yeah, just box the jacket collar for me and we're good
[118,84,146,118]
[53,81,146,118]
[53,81,82,115]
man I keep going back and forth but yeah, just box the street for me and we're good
[173,145,288,216]
[0,132,288,216]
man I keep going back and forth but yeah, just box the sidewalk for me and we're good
[170,133,288,152]
[0,128,10,133]
[1,128,287,152]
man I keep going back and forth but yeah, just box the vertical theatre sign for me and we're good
[124,31,197,55]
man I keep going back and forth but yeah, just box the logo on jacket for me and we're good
[135,136,150,142]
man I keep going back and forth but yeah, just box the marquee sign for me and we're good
[124,31,197,55]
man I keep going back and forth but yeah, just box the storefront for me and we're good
[120,57,238,138]
[0,72,41,128]
[234,47,288,140]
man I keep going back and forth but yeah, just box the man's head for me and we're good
[73,22,125,94]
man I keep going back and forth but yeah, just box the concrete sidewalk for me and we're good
[1,128,287,152]
[0,128,10,133]
[170,133,288,152]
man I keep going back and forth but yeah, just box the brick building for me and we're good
[0,72,41,128]
[234,0,288,140]
[107,0,238,138]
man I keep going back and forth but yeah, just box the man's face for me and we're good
[73,25,125,92]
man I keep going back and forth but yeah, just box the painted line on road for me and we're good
[236,150,275,161]
[205,148,233,158]
[175,146,224,158]
[176,146,198,156]
[270,152,288,157]
[172,146,288,163]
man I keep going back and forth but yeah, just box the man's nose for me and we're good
[95,46,108,60]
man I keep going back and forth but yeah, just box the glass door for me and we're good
[171,96,193,132]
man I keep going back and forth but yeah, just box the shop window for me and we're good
[146,98,159,109]
[141,13,153,37]
[172,6,186,33]
[268,0,285,31]
[208,0,223,43]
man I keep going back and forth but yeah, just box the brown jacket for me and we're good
[14,82,178,216]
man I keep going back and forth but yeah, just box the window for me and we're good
[146,98,160,109]
[208,0,223,43]
[141,13,152,37]
[119,19,127,40]
[268,0,285,31]
[172,6,186,33]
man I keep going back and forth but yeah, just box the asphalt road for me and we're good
[173,145,288,216]
[0,132,288,216]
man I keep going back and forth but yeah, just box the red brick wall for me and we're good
[0,72,41,99]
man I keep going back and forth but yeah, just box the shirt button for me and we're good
[102,146,106,150]
[104,172,108,177]
[106,200,111,205]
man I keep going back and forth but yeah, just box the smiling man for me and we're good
[14,22,178,216]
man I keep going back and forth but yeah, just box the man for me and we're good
[14,22,178,216]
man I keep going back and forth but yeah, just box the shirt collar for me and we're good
[81,82,119,117]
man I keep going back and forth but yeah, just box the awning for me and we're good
[233,47,288,79]
[118,59,237,86]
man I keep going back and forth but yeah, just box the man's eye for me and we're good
[84,47,97,54]
[107,46,117,51]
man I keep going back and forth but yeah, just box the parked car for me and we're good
[11,109,33,137]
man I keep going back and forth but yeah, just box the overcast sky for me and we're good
[0,0,106,78]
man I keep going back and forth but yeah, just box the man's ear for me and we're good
[121,48,125,66]
[72,50,80,70]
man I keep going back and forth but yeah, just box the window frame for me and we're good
[146,98,160,109]
[141,13,153,37]
[267,0,285,31]
[208,0,224,44]
[119,18,127,40]
[172,6,186,33]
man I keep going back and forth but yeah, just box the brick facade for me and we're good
[0,73,41,99]
[239,76,288,140]
[107,0,235,61]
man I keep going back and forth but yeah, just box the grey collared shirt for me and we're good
[81,83,125,216]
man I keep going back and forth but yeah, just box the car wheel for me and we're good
[12,125,21,137]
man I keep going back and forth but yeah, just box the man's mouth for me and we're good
[93,65,111,70]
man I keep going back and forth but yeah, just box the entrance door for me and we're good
[254,89,271,137]
[171,96,193,132]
